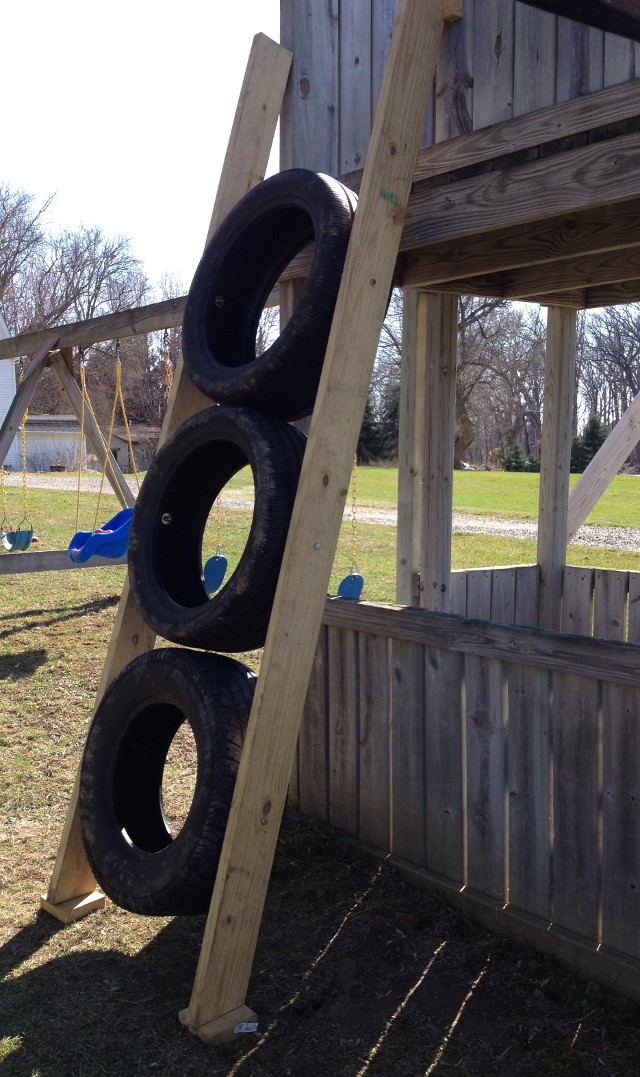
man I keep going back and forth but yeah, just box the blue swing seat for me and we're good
[68,507,134,564]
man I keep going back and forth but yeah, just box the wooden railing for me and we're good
[448,562,640,643]
[293,594,640,999]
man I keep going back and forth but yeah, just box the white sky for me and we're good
[1,0,280,296]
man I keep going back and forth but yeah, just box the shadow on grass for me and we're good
[0,594,120,641]
[0,647,48,680]
[2,813,640,1077]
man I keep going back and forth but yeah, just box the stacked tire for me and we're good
[78,170,357,915]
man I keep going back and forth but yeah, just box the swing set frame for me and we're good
[0,335,136,575]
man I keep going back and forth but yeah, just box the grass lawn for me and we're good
[3,473,640,1073]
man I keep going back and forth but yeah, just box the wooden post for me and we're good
[538,306,577,630]
[419,292,458,613]
[396,289,425,606]
[567,388,640,542]
[41,33,293,920]
[179,0,445,1043]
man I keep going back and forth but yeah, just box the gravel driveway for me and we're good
[6,473,640,552]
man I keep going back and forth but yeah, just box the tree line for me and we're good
[358,293,640,473]
[1,182,639,474]
[0,183,183,443]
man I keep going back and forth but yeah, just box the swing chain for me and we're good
[163,329,173,400]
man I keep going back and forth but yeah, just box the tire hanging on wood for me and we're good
[78,647,256,916]
[127,404,306,652]
[181,168,357,421]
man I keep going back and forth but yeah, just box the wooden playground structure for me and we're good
[4,0,640,1045]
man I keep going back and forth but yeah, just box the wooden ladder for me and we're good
[43,1,453,1044]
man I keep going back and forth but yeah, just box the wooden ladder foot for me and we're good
[40,890,106,923]
[178,1004,259,1045]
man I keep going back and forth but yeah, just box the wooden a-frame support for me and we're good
[42,3,448,1042]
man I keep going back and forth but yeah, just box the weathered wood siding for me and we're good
[280,1,640,175]
[448,563,640,644]
[299,595,640,997]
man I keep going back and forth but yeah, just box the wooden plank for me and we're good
[471,0,515,128]
[561,566,594,636]
[400,198,640,290]
[0,297,186,363]
[465,656,506,901]
[49,352,134,510]
[328,627,360,835]
[298,625,330,820]
[414,75,640,184]
[628,572,640,643]
[508,663,552,919]
[466,568,492,619]
[280,0,339,173]
[556,20,604,101]
[45,32,293,913]
[514,564,540,628]
[339,1,373,175]
[424,647,464,883]
[605,27,640,87]
[390,637,426,865]
[420,293,457,613]
[502,243,640,300]
[358,631,391,850]
[320,599,640,691]
[396,290,424,606]
[593,568,629,641]
[449,569,468,616]
[513,3,557,116]
[490,566,516,625]
[551,672,601,941]
[568,390,640,543]
[435,0,474,141]
[537,307,577,630]
[403,131,640,255]
[0,550,126,575]
[183,4,446,1034]
[601,682,640,959]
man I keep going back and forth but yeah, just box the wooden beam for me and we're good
[537,307,577,630]
[0,550,126,574]
[567,390,640,543]
[419,293,458,613]
[0,297,186,363]
[42,32,293,920]
[180,0,446,1041]
[396,290,425,605]
[400,198,640,290]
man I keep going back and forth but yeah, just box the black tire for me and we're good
[182,168,357,420]
[78,647,256,916]
[127,405,306,652]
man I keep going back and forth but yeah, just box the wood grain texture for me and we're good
[419,293,457,613]
[465,656,506,901]
[601,682,640,958]
[390,638,426,864]
[45,33,292,913]
[507,663,552,919]
[551,672,600,940]
[424,647,465,883]
[185,3,446,1030]
[358,631,391,850]
[537,307,577,630]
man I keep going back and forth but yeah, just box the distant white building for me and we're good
[0,358,21,470]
